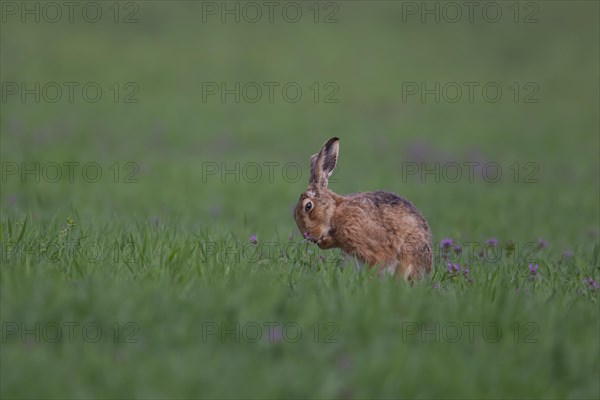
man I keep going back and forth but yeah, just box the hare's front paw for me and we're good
[316,235,336,249]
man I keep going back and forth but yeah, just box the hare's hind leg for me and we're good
[398,262,415,280]
[377,262,399,278]
[398,240,432,280]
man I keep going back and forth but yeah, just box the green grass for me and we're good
[1,217,599,398]
[1,1,599,399]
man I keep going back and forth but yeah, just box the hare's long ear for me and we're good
[309,153,319,184]
[309,137,339,187]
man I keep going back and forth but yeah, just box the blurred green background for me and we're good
[1,1,599,398]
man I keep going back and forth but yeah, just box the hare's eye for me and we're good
[304,201,313,212]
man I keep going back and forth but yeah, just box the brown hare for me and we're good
[294,137,432,279]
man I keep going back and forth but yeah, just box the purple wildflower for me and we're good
[303,232,310,240]
[536,238,548,250]
[463,268,473,284]
[583,277,600,291]
[446,263,460,274]
[440,238,454,250]
[432,283,439,289]
[249,234,257,245]
[485,238,499,247]
[453,244,462,255]
[528,263,539,277]
[445,263,472,283]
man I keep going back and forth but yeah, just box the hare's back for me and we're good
[345,190,430,235]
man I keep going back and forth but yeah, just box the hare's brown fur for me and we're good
[294,138,432,280]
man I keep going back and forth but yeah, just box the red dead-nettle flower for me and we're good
[584,277,600,291]
[446,263,460,274]
[528,263,539,277]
